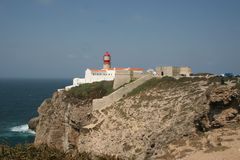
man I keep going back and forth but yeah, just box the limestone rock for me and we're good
[28,117,39,131]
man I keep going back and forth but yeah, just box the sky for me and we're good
[0,0,240,78]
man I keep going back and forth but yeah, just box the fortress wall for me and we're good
[156,66,192,77]
[156,66,174,77]
[113,70,146,90]
[172,67,180,76]
[132,71,145,79]
[93,75,153,111]
[113,70,132,90]
[180,67,192,77]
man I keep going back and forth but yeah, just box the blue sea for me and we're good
[0,79,71,146]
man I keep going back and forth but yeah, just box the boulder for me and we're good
[28,117,39,131]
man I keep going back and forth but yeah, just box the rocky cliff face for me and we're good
[32,77,240,159]
[34,92,96,151]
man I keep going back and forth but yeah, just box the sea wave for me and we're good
[10,124,35,135]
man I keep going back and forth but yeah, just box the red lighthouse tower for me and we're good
[103,51,111,69]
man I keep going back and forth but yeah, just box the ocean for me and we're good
[0,79,71,146]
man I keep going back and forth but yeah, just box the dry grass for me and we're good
[235,82,240,90]
[128,77,208,97]
[207,76,238,85]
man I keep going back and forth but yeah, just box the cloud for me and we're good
[36,0,54,5]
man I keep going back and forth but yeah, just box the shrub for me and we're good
[128,76,207,97]
[235,81,240,90]
[0,144,122,160]
[127,78,162,96]
[67,81,113,100]
[208,76,238,85]
[177,77,206,83]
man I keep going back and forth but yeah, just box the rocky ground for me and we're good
[183,126,240,160]
[30,77,240,160]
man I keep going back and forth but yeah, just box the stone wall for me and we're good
[156,66,192,77]
[113,70,132,89]
[172,67,180,76]
[180,67,192,77]
[132,71,145,79]
[113,70,146,89]
[92,74,153,111]
[156,66,174,77]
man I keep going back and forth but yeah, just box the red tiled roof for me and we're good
[89,69,107,72]
[112,68,144,71]
[89,68,144,72]
[128,68,144,71]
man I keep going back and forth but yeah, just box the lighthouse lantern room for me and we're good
[103,51,111,69]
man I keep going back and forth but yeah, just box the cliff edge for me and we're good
[31,77,240,160]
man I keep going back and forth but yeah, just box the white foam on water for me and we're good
[10,124,35,135]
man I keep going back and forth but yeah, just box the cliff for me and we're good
[31,77,240,160]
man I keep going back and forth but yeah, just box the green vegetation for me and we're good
[177,77,206,83]
[127,77,162,96]
[127,77,204,97]
[128,76,240,97]
[0,144,122,160]
[235,80,240,90]
[208,76,238,84]
[192,73,214,76]
[66,81,113,100]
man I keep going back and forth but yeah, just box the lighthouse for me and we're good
[103,51,111,69]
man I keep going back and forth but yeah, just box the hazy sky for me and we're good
[0,0,240,78]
